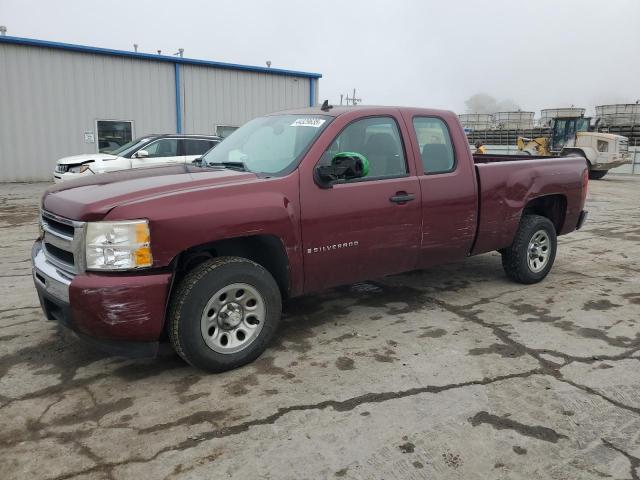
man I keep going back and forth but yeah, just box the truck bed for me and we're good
[473,154,553,163]
[471,155,587,256]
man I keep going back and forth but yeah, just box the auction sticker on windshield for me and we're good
[290,118,326,128]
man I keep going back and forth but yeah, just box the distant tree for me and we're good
[465,93,521,114]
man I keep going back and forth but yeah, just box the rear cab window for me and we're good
[412,117,455,174]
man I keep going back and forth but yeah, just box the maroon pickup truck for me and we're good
[32,105,589,371]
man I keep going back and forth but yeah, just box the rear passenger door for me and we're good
[183,139,219,164]
[403,114,478,267]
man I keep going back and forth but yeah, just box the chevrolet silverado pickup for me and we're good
[33,105,589,372]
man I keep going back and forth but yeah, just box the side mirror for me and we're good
[192,157,203,166]
[315,152,369,187]
[136,149,149,159]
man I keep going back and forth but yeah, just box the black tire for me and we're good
[168,256,282,372]
[589,170,607,180]
[501,215,557,284]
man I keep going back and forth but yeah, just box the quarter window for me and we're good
[143,139,179,158]
[597,140,609,152]
[413,117,455,174]
[321,117,407,179]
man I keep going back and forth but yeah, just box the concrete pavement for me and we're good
[1,176,639,479]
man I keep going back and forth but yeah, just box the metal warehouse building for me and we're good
[0,36,321,182]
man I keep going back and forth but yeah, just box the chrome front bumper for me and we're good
[32,242,72,303]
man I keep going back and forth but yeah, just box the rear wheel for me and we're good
[501,215,557,284]
[588,170,607,180]
[169,256,282,372]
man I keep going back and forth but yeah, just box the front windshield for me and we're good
[109,137,151,157]
[201,114,332,175]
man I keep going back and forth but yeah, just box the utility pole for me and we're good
[344,88,362,106]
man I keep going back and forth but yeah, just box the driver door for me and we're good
[299,114,421,293]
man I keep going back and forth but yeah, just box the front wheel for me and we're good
[168,257,282,372]
[588,170,607,180]
[501,215,557,284]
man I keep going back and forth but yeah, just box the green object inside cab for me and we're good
[332,152,369,177]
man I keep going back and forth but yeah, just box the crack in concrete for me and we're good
[0,305,40,315]
[557,377,640,416]
[45,369,543,480]
[426,295,640,418]
[602,438,640,480]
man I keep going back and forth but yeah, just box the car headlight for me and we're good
[68,164,92,174]
[85,220,152,270]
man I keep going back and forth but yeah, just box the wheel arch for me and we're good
[172,234,290,298]
[561,147,595,164]
[522,194,567,234]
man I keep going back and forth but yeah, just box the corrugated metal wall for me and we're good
[180,65,313,134]
[0,43,176,182]
[0,42,318,182]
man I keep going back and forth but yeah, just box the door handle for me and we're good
[389,192,415,204]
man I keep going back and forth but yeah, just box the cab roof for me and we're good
[272,105,456,118]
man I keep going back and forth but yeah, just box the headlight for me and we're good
[85,220,152,270]
[68,164,92,174]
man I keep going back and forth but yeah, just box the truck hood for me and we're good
[57,153,119,165]
[43,164,258,221]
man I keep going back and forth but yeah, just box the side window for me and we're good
[597,140,609,152]
[184,139,216,156]
[321,117,407,179]
[143,139,179,158]
[412,117,455,174]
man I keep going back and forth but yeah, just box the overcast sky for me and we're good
[2,0,639,115]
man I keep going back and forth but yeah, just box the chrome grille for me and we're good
[41,210,85,275]
[619,138,629,152]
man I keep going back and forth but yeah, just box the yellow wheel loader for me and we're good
[517,116,630,179]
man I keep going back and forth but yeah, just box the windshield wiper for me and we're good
[206,161,248,172]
